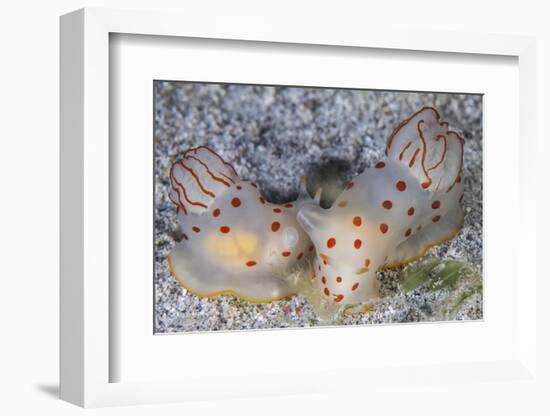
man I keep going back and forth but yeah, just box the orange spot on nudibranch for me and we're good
[245,261,256,267]
[375,161,385,169]
[322,276,327,284]
[251,182,258,188]
[380,224,389,234]
[382,200,393,209]
[396,181,407,191]
[236,185,242,190]
[192,226,201,233]
[271,221,280,232]
[408,207,415,216]
[182,233,189,241]
[297,252,303,260]
[231,197,241,207]
[284,203,293,208]
[432,215,441,223]
[404,228,412,237]
[356,258,371,274]
[273,208,282,213]
[282,251,291,257]
[352,282,359,291]
[309,244,314,252]
[327,238,336,248]
[421,182,431,189]
[259,196,266,204]
[346,182,354,190]
[220,226,230,233]
[336,276,342,283]
[432,200,441,209]
[354,239,362,249]
[212,208,221,217]
[334,294,344,303]
[353,216,362,226]
[324,287,331,296]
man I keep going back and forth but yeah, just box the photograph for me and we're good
[2,0,544,412]
[153,82,483,333]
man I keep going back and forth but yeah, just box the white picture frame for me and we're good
[60,7,538,408]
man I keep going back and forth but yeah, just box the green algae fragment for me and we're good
[399,258,441,292]
[429,261,465,290]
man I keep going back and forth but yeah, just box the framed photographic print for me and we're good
[60,7,539,408]
[154,82,482,333]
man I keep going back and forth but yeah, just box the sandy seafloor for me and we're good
[154,82,483,333]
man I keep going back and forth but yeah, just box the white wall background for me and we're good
[0,0,548,414]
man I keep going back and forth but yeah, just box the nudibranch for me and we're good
[167,146,312,302]
[297,107,465,305]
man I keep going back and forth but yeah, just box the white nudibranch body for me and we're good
[168,146,312,302]
[296,107,465,305]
